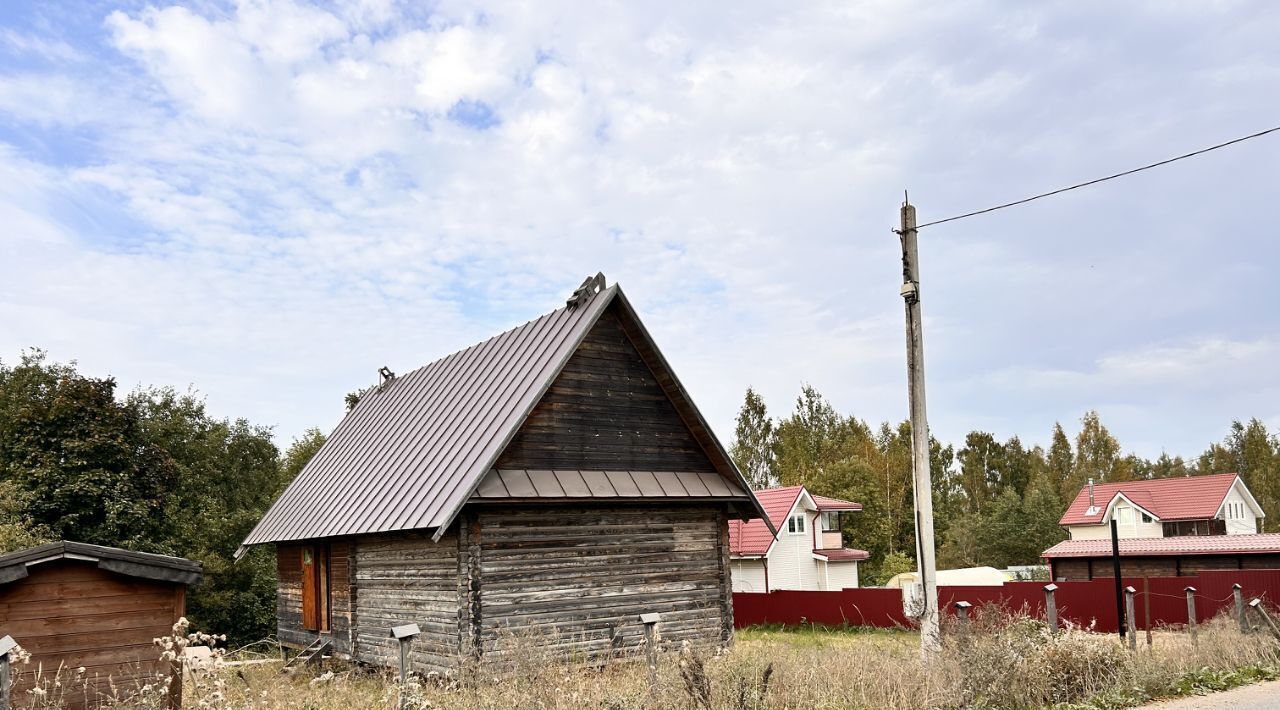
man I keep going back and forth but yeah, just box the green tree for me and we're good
[0,351,304,643]
[773,384,849,485]
[1200,419,1279,531]
[1047,423,1075,500]
[282,427,327,490]
[1073,410,1130,488]
[0,351,179,549]
[957,431,999,512]
[728,388,777,489]
[870,550,916,587]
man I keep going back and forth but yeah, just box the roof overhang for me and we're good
[1103,492,1160,523]
[0,541,202,586]
[1213,475,1267,520]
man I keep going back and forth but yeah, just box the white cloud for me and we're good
[2,0,1279,459]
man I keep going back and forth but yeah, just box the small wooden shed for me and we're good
[239,275,770,673]
[0,541,202,708]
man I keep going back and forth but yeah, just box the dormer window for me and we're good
[787,514,806,535]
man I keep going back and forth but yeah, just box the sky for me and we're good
[1,0,1278,461]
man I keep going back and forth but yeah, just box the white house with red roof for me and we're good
[1044,473,1277,581]
[1059,472,1264,541]
[728,485,868,592]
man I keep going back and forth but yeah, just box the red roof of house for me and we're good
[1059,473,1240,526]
[728,485,861,557]
[813,548,870,562]
[1042,532,1280,559]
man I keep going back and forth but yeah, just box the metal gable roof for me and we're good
[1059,473,1245,526]
[239,281,767,555]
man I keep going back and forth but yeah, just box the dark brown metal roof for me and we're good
[472,469,749,500]
[0,541,202,586]
[240,282,768,555]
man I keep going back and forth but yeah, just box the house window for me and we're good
[820,511,841,532]
[787,514,806,534]
[1116,507,1133,525]
[1141,512,1153,524]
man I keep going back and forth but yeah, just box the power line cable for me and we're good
[913,123,1280,230]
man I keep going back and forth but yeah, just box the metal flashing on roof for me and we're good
[239,280,769,556]
[1042,532,1280,558]
[470,469,750,501]
[0,541,203,586]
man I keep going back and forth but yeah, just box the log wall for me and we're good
[496,310,716,472]
[276,540,355,656]
[316,504,735,674]
[350,531,463,674]
[474,505,731,662]
[0,560,183,709]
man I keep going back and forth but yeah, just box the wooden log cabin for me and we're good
[0,541,201,708]
[239,275,769,673]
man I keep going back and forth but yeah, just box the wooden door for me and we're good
[301,544,331,632]
[302,546,318,630]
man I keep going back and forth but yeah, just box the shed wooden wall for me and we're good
[496,309,716,472]
[0,560,183,709]
[276,540,354,656]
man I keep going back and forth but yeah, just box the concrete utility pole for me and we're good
[898,198,941,656]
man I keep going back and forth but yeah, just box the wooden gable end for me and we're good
[495,306,717,472]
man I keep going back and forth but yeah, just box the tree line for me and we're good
[3,349,1276,638]
[0,351,326,643]
[729,385,1280,584]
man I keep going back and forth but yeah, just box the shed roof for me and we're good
[1059,473,1249,526]
[1042,532,1280,559]
[240,279,767,554]
[0,541,202,586]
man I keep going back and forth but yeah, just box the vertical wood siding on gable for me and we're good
[495,310,717,472]
[1221,486,1260,534]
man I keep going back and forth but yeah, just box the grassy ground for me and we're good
[9,614,1279,709]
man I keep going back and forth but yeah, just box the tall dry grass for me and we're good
[4,611,1278,709]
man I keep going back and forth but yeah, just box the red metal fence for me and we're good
[733,568,1280,632]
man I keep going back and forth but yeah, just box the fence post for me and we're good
[954,601,972,642]
[1233,584,1248,633]
[1043,584,1059,633]
[390,624,420,710]
[1124,587,1137,652]
[1248,599,1280,642]
[1184,586,1198,645]
[1143,577,1152,648]
[641,613,661,691]
[0,635,15,710]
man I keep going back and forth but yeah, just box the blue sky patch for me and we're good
[446,100,499,131]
